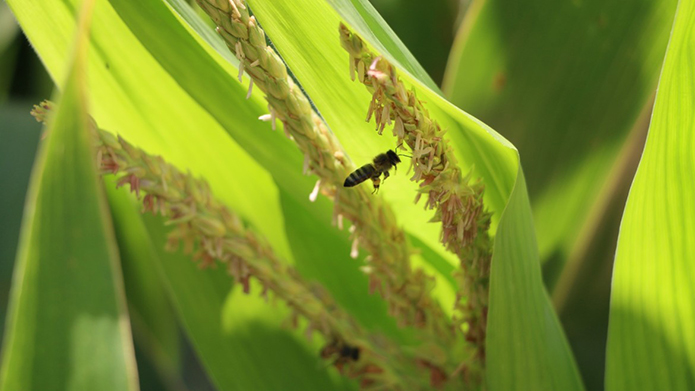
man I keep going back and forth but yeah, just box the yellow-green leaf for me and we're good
[443,0,677,276]
[606,0,695,388]
[0,1,139,389]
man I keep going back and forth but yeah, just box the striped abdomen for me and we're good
[343,164,376,187]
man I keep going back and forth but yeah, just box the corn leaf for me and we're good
[107,176,183,386]
[0,1,139,389]
[442,0,677,273]
[441,1,678,386]
[606,0,695,388]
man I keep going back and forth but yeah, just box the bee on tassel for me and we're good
[344,149,408,193]
[321,340,361,370]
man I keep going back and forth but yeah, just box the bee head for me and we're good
[386,150,401,164]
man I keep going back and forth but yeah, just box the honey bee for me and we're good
[339,345,360,361]
[321,340,361,367]
[343,150,401,193]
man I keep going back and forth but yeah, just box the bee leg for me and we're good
[383,171,390,182]
[371,177,381,194]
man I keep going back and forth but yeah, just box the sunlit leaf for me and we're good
[606,0,695,388]
[442,2,678,385]
[442,0,677,275]
[0,1,139,389]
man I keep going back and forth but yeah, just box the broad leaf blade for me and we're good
[109,178,182,386]
[442,0,677,270]
[249,0,510,286]
[487,172,582,390]
[606,0,695,389]
[442,1,677,386]
[0,1,139,389]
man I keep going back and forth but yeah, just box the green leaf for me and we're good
[0,2,20,101]
[365,0,457,84]
[6,0,294,264]
[441,1,678,386]
[487,172,583,390]
[325,0,439,92]
[442,0,677,276]
[245,0,583,389]
[606,0,695,389]
[105,186,355,391]
[0,1,139,389]
[0,3,19,54]
[0,103,43,333]
[106,177,183,386]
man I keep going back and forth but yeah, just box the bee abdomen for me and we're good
[344,164,376,187]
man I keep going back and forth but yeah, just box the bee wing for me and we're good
[344,164,376,187]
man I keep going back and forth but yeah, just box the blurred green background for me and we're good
[0,0,655,389]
